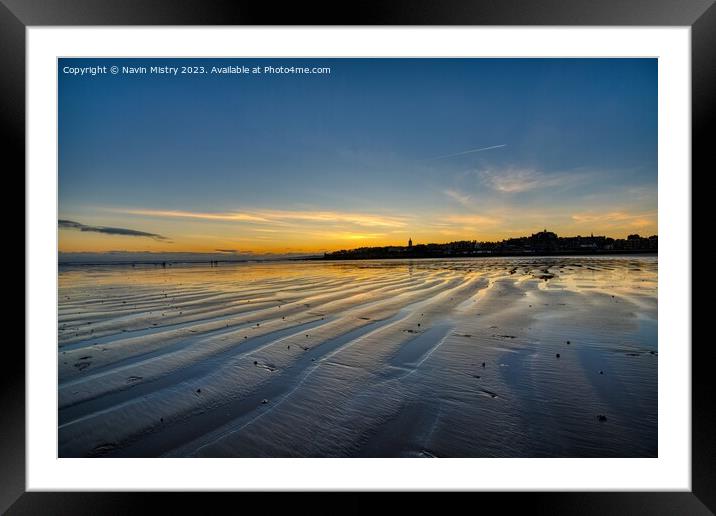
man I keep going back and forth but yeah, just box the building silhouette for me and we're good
[323,230,657,260]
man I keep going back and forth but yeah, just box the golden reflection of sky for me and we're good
[59,257,658,297]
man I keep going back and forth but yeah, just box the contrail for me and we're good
[425,144,507,161]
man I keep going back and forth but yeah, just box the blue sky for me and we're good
[58,58,657,254]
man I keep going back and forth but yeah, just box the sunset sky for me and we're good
[59,58,657,256]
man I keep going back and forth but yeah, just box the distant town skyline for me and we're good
[58,228,657,264]
[59,58,657,254]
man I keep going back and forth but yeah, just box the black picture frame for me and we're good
[5,0,711,513]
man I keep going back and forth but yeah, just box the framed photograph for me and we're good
[7,0,711,512]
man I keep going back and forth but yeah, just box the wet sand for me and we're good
[58,256,657,457]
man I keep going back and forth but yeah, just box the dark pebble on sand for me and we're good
[597,414,607,422]
[556,353,560,358]
[599,370,604,375]
[196,389,201,393]
[482,362,486,367]
[566,340,570,345]
[253,360,258,365]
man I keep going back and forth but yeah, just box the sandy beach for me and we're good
[58,256,657,457]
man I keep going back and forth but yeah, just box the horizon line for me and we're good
[59,230,658,256]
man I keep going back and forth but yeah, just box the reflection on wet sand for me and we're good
[58,256,657,457]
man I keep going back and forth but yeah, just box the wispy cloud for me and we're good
[444,168,584,208]
[443,189,474,208]
[123,209,269,223]
[118,208,408,229]
[571,211,657,229]
[477,167,590,194]
[442,214,500,226]
[304,230,388,239]
[480,168,553,193]
[424,144,506,161]
[262,210,407,228]
[59,220,169,241]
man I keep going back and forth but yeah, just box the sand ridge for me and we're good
[58,257,657,457]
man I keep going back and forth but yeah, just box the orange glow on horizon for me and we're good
[59,205,657,254]
[58,223,658,255]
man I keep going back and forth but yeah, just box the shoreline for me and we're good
[59,250,658,268]
[315,249,657,261]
